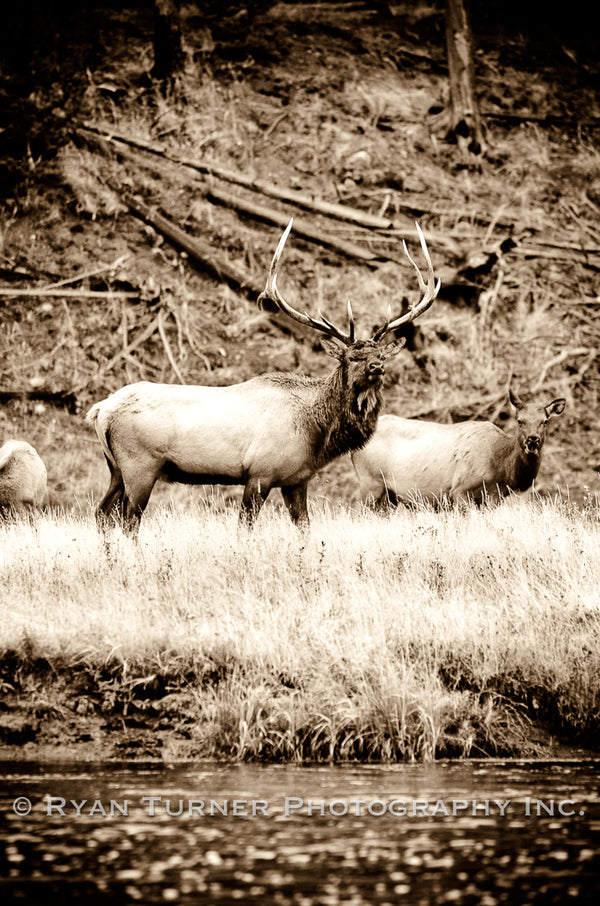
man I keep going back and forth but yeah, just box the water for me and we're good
[1,760,599,903]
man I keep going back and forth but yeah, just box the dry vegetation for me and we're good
[1,2,600,761]
[1,498,599,761]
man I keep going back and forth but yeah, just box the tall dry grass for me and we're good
[1,495,599,761]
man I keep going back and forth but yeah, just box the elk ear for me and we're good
[545,398,566,419]
[319,337,346,359]
[381,338,406,359]
[508,388,523,411]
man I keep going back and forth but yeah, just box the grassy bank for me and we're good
[1,497,599,762]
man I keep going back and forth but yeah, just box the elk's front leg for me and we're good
[240,477,271,525]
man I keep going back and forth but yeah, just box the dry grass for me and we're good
[1,496,599,761]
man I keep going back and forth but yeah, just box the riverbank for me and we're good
[1,499,598,763]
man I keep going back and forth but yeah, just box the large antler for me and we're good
[257,219,355,346]
[371,222,441,342]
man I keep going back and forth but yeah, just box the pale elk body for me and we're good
[87,221,440,531]
[352,390,566,507]
[0,440,47,512]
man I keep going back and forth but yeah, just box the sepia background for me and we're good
[1,0,598,517]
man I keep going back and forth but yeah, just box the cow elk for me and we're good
[352,390,566,507]
[0,440,47,514]
[87,220,440,531]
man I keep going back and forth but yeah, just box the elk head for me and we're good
[257,219,441,407]
[509,389,566,458]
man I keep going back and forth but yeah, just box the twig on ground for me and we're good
[157,307,186,384]
[532,347,590,393]
[477,265,505,339]
[262,110,289,139]
[0,287,138,300]
[72,315,160,394]
[177,302,213,371]
[44,255,130,291]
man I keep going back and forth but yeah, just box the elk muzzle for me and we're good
[524,434,542,455]
[367,359,385,380]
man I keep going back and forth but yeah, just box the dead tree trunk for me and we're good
[445,0,486,156]
[152,0,185,81]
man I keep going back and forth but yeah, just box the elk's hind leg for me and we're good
[281,481,309,527]
[120,463,162,534]
[97,458,128,527]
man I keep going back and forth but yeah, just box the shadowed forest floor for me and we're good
[0,0,599,515]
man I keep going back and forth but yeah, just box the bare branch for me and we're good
[157,307,186,384]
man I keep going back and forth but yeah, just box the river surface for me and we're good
[1,760,599,903]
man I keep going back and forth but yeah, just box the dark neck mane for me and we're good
[311,366,383,467]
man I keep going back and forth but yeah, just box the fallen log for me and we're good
[110,189,312,341]
[78,124,454,260]
[119,189,262,292]
[79,124,396,230]
[0,390,78,412]
[202,183,385,264]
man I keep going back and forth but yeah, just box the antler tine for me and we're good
[317,301,355,343]
[372,222,440,342]
[257,218,294,312]
[380,303,392,336]
[258,219,354,346]
[347,299,355,343]
[313,308,353,345]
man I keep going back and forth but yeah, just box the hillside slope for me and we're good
[1,1,598,513]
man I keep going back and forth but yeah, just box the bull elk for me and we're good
[0,440,47,513]
[87,220,440,531]
[352,389,566,507]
